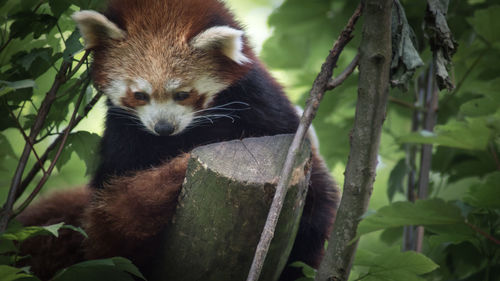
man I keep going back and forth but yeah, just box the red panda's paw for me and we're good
[83,153,191,254]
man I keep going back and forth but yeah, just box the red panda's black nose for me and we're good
[154,121,175,136]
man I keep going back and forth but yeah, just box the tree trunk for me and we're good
[150,134,311,281]
[315,0,393,280]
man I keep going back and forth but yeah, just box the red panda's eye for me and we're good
[134,92,149,101]
[173,91,190,101]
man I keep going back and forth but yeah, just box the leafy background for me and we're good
[0,0,499,280]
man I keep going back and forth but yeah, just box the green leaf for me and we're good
[464,172,500,209]
[0,133,16,159]
[0,80,36,97]
[11,48,55,77]
[62,225,88,239]
[0,239,17,254]
[467,6,500,44]
[52,257,146,281]
[49,0,71,17]
[460,95,500,117]
[355,248,438,281]
[387,158,408,202]
[427,224,476,245]
[289,261,316,278]
[0,222,86,242]
[0,265,39,281]
[398,118,491,150]
[62,31,84,61]
[356,199,465,239]
[50,131,100,175]
[261,34,309,69]
[1,222,65,242]
[10,12,57,40]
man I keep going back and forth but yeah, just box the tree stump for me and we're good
[150,134,311,281]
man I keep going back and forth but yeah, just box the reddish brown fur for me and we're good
[17,187,91,280]
[121,88,149,108]
[92,0,254,95]
[177,90,206,110]
[18,154,190,279]
[83,153,189,262]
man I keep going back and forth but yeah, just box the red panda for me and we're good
[18,0,340,280]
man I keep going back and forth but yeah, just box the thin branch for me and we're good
[466,222,500,245]
[0,60,72,232]
[67,50,90,79]
[6,106,47,175]
[326,53,360,90]
[55,74,86,99]
[0,37,12,54]
[15,89,103,200]
[315,0,393,279]
[13,78,91,216]
[56,23,67,45]
[246,4,363,281]
[389,96,427,112]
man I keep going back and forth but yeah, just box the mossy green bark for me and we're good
[151,134,311,281]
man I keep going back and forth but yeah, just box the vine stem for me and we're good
[245,4,363,281]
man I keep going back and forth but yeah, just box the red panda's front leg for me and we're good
[83,153,190,264]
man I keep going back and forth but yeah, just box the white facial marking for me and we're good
[137,100,194,135]
[105,79,128,106]
[165,78,182,92]
[193,75,228,106]
[131,78,153,94]
[190,26,251,65]
[104,78,152,107]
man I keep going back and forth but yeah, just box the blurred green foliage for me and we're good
[261,0,500,280]
[0,0,499,280]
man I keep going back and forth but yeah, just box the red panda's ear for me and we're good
[189,26,251,65]
[72,10,126,49]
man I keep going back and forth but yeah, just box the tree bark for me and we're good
[151,134,311,281]
[315,0,393,280]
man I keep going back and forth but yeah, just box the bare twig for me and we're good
[0,60,72,232]
[15,88,103,201]
[466,222,500,245]
[13,78,91,216]
[246,4,363,281]
[6,106,47,175]
[326,53,360,90]
[67,50,90,78]
[315,0,393,280]
[389,96,427,112]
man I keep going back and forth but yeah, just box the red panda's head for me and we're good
[72,0,253,136]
